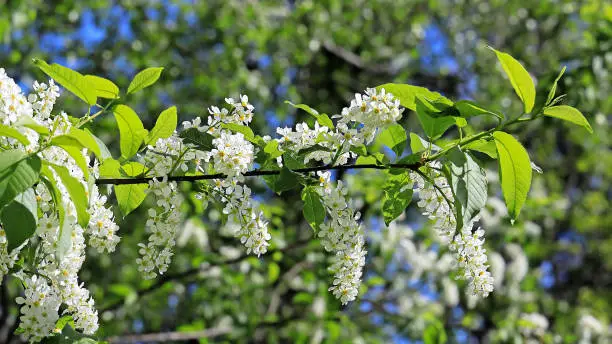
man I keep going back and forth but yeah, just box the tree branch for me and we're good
[95,163,422,185]
[107,327,232,343]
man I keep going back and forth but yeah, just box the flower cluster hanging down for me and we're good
[411,164,494,297]
[0,69,108,340]
[188,95,272,256]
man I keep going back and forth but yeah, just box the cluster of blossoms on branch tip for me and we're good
[183,95,271,256]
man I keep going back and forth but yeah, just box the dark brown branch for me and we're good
[95,163,421,185]
[107,327,232,343]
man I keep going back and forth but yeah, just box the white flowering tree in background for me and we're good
[0,44,602,344]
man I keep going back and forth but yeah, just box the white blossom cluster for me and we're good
[335,87,403,144]
[0,68,33,125]
[578,314,609,344]
[14,273,62,342]
[137,179,183,279]
[0,225,20,282]
[276,88,404,166]
[186,95,271,256]
[411,164,494,297]
[0,71,125,341]
[518,312,549,338]
[314,171,366,304]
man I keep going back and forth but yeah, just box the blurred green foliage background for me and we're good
[0,0,610,343]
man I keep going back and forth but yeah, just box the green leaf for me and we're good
[268,262,280,283]
[99,158,121,178]
[179,128,215,152]
[263,167,299,195]
[464,139,498,159]
[349,144,367,157]
[493,131,532,220]
[375,83,452,111]
[415,97,457,139]
[301,186,326,230]
[546,66,566,105]
[0,150,41,210]
[112,104,147,159]
[221,123,255,141]
[489,47,536,113]
[1,188,37,251]
[51,164,90,227]
[447,148,488,227]
[0,124,30,146]
[543,105,592,133]
[356,156,378,164]
[146,106,177,145]
[396,153,421,165]
[15,116,50,135]
[33,59,97,105]
[40,166,65,225]
[86,128,112,160]
[50,128,103,159]
[382,169,413,225]
[409,132,440,153]
[55,144,89,179]
[84,75,119,99]
[454,100,503,120]
[127,67,164,95]
[376,124,407,157]
[263,140,283,159]
[42,321,99,344]
[423,321,447,344]
[285,101,335,129]
[115,162,148,217]
[297,144,332,157]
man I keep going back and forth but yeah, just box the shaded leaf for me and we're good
[376,124,407,157]
[179,128,215,152]
[0,150,41,210]
[447,148,487,227]
[382,170,413,226]
[302,186,326,230]
[51,164,90,227]
[1,188,37,251]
